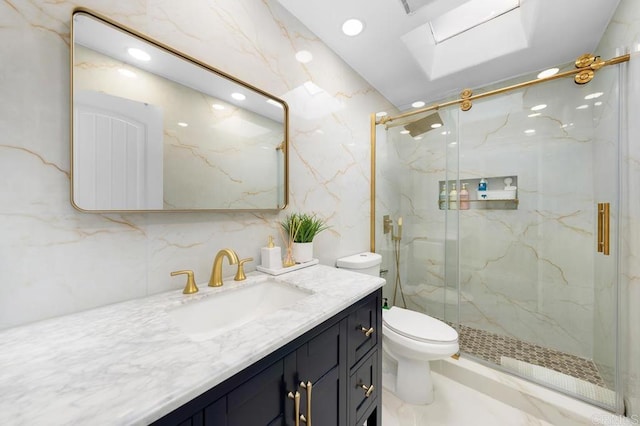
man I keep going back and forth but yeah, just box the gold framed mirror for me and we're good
[70,9,288,212]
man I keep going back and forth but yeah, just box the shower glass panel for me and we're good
[455,64,620,410]
[374,62,621,411]
[375,106,461,324]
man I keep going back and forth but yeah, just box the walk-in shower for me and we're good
[371,53,628,413]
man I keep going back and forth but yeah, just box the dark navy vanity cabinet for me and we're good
[152,288,382,426]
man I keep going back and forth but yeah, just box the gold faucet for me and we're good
[209,248,239,287]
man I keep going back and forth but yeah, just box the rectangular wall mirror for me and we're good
[71,9,288,212]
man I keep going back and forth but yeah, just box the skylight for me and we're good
[429,0,520,44]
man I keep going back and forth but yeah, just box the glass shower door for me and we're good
[454,64,621,411]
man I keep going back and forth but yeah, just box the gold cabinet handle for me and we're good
[300,381,312,425]
[287,391,300,426]
[234,257,253,281]
[360,383,375,398]
[360,326,375,337]
[170,270,199,294]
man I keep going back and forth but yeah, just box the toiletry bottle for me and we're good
[460,183,470,210]
[478,178,487,199]
[261,235,283,270]
[449,183,457,210]
[439,183,447,209]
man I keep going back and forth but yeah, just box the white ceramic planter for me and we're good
[292,242,314,263]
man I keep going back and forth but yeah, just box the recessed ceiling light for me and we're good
[342,18,364,36]
[441,131,451,135]
[414,136,423,140]
[127,47,150,61]
[585,92,604,100]
[528,113,541,118]
[576,104,589,110]
[212,103,225,110]
[295,50,313,64]
[537,68,559,79]
[231,92,246,101]
[177,122,188,127]
[531,104,547,111]
[376,111,388,117]
[117,68,137,78]
[411,101,426,108]
[594,101,603,106]
[524,129,536,134]
[400,130,410,134]
[431,123,442,128]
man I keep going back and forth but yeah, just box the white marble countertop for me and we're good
[0,265,384,425]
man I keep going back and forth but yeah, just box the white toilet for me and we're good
[336,252,459,405]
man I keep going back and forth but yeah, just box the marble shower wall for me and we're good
[0,0,393,329]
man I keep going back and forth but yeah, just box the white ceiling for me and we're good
[277,0,621,111]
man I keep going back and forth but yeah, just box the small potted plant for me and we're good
[280,213,329,263]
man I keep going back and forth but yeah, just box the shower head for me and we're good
[403,112,444,137]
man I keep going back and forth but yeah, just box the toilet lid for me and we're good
[383,306,458,343]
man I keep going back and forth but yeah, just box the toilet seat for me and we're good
[383,306,458,344]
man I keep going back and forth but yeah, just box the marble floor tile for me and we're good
[381,372,554,426]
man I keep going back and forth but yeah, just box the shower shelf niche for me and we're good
[438,176,518,211]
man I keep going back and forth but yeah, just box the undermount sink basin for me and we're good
[168,279,313,341]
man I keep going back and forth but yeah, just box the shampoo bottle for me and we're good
[261,235,282,270]
[478,178,488,199]
[449,183,458,210]
[460,183,470,210]
[439,183,447,209]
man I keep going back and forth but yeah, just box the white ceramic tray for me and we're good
[256,259,319,276]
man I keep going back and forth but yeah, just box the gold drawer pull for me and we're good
[360,326,375,337]
[287,391,301,426]
[361,383,375,398]
[300,381,312,425]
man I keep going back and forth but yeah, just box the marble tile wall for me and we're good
[0,0,393,329]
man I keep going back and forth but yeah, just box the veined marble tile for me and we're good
[0,0,393,329]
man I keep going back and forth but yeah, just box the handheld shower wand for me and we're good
[391,217,407,308]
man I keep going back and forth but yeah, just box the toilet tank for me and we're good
[336,252,382,277]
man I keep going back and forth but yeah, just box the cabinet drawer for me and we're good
[349,350,378,426]
[347,292,379,368]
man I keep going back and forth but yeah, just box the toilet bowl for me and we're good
[335,252,459,405]
[382,306,458,405]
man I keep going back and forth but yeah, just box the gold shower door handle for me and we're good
[287,391,301,426]
[597,203,610,255]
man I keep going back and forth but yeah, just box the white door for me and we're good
[73,90,163,210]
